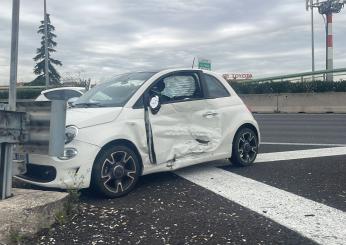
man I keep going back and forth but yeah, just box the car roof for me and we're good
[142,68,222,80]
[113,68,221,76]
[157,68,217,74]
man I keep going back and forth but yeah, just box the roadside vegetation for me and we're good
[54,189,82,226]
[230,80,346,94]
[28,13,62,86]
[2,79,346,100]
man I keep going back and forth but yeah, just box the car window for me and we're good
[154,73,202,103]
[204,74,230,98]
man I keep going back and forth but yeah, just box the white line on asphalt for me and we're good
[176,166,346,245]
[256,147,346,163]
[261,142,346,147]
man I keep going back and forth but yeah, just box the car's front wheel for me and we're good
[91,145,140,198]
[230,127,258,167]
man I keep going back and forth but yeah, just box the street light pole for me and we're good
[307,0,344,81]
[310,1,315,80]
[9,0,20,111]
[326,13,333,81]
[2,0,20,199]
[44,0,49,88]
[306,0,316,80]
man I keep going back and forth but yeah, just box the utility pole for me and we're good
[44,0,49,88]
[306,0,344,82]
[2,0,20,199]
[9,0,20,111]
[306,0,316,80]
[325,13,333,81]
[310,0,315,80]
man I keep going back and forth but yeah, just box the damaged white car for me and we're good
[17,69,260,198]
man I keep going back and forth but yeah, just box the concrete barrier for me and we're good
[0,188,68,244]
[240,92,346,113]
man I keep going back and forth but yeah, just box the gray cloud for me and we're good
[0,0,345,85]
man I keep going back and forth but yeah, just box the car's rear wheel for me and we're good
[91,145,140,198]
[230,127,258,167]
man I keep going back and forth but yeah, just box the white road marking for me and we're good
[256,146,346,163]
[261,142,346,147]
[176,166,346,245]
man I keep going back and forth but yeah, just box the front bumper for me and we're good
[16,140,100,189]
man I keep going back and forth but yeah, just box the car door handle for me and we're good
[203,112,218,118]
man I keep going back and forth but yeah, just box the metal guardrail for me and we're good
[0,100,66,199]
[0,111,26,143]
[241,68,346,83]
[0,110,26,200]
[15,101,66,156]
[0,84,91,91]
[0,86,46,89]
[0,85,86,90]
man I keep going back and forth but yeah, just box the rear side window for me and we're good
[134,72,203,108]
[162,75,201,99]
[154,73,202,103]
[204,74,230,98]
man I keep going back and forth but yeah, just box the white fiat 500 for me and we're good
[18,69,260,198]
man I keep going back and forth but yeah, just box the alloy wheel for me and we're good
[101,151,137,194]
[237,132,257,164]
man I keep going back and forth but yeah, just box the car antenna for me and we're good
[191,57,195,68]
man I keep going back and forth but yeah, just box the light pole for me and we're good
[9,0,20,111]
[44,0,49,88]
[306,0,316,80]
[308,0,345,81]
[2,0,20,199]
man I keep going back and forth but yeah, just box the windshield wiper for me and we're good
[73,102,103,108]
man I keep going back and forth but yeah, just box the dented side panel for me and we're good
[75,94,257,175]
[149,99,223,164]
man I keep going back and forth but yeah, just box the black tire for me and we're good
[230,127,258,167]
[91,145,141,198]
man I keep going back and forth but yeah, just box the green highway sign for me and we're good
[198,58,211,71]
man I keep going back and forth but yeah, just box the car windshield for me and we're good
[73,72,155,108]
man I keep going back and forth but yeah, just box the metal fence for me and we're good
[240,68,346,83]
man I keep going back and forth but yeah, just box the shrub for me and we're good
[0,88,43,100]
[230,80,346,94]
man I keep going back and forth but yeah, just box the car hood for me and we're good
[66,107,123,128]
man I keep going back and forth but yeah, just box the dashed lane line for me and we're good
[261,142,346,147]
[256,146,346,163]
[176,166,346,245]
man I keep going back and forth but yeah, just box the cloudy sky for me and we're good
[0,0,346,85]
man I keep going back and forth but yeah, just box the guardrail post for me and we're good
[2,0,21,199]
[3,144,13,199]
[0,142,14,200]
[49,100,66,157]
[0,143,6,199]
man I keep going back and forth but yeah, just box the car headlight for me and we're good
[65,126,78,144]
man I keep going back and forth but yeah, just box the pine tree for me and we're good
[32,14,62,86]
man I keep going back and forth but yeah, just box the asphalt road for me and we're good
[255,113,346,145]
[25,114,346,245]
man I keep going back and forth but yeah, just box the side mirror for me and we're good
[149,95,161,114]
[67,97,79,107]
